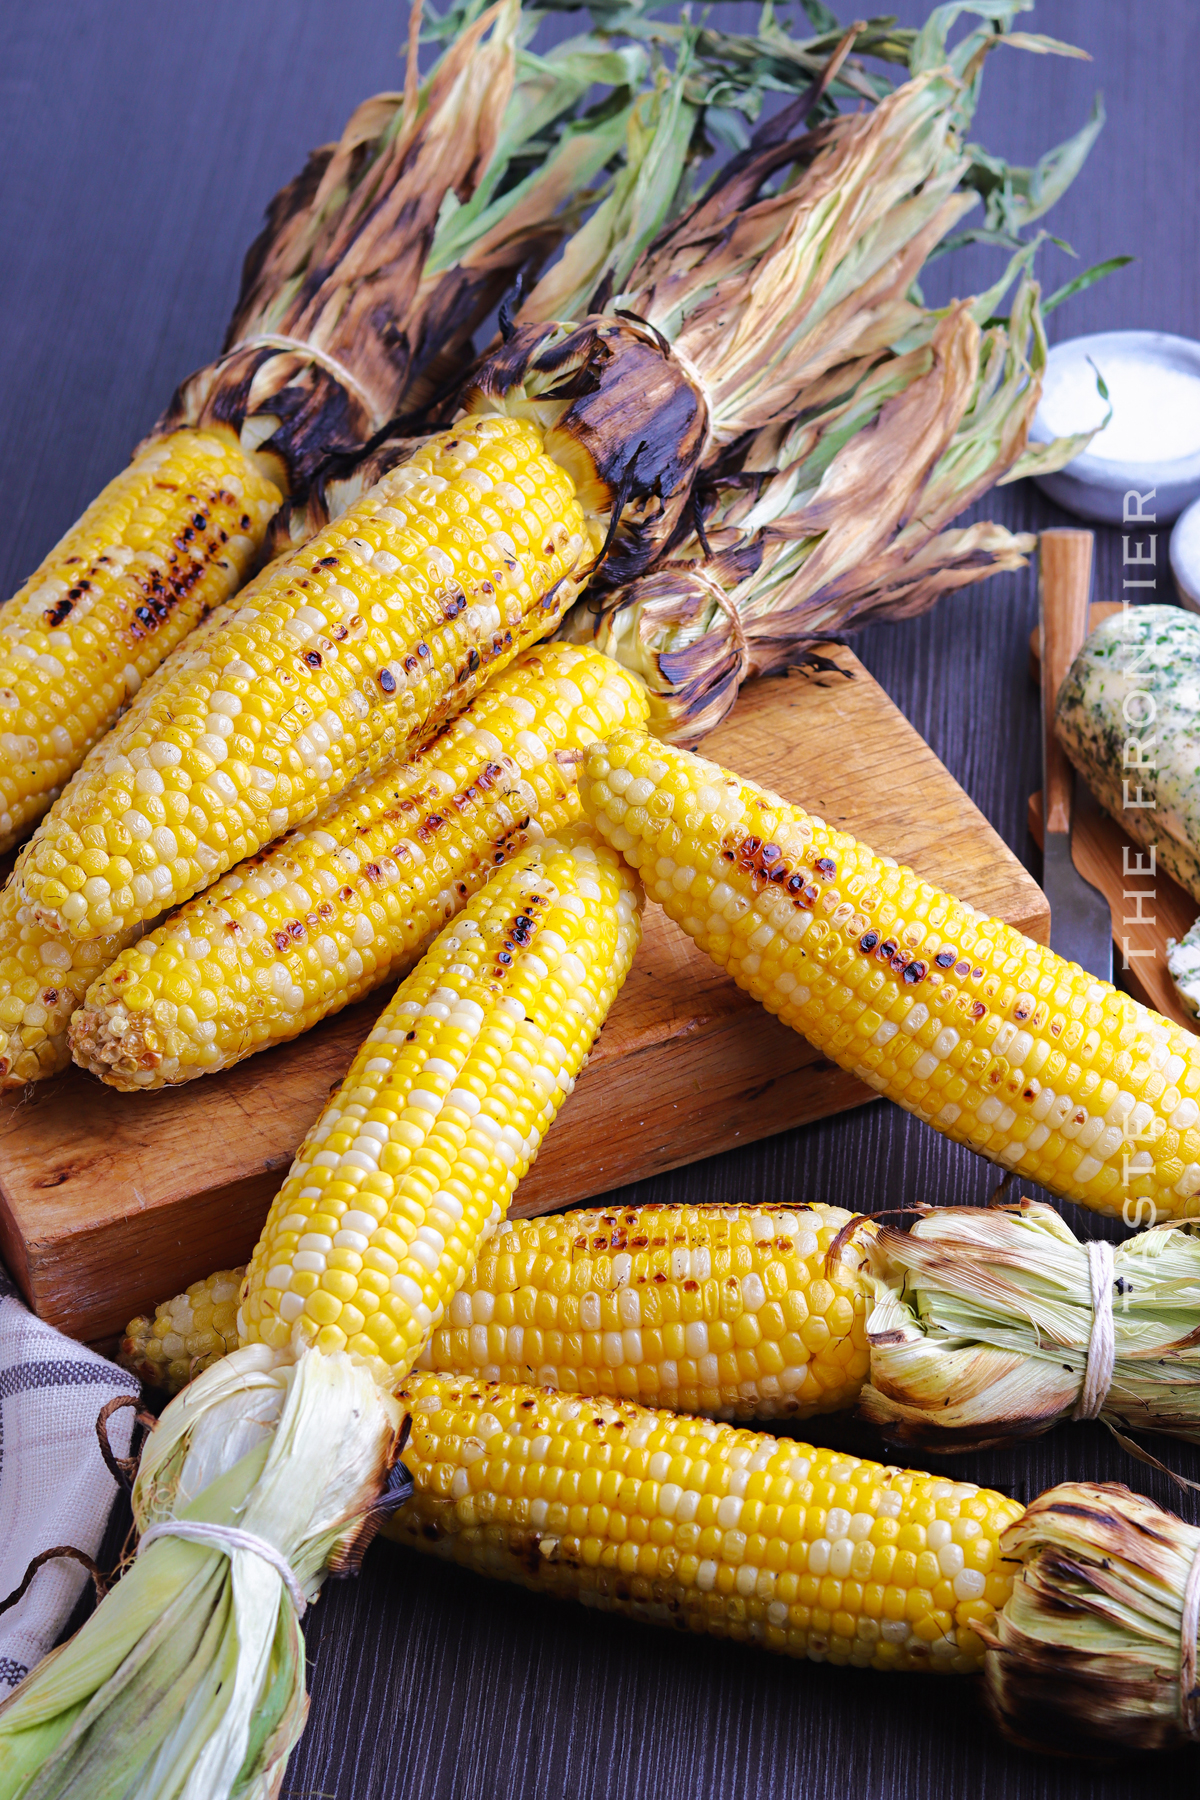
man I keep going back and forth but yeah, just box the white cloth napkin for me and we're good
[0,1261,138,1688]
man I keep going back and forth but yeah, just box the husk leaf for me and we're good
[860,1200,1200,1453]
[0,1349,399,1800]
[985,1481,1200,1755]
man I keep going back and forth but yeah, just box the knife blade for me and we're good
[1039,529,1113,981]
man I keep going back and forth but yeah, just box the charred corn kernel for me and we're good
[0,428,279,852]
[239,828,641,1386]
[418,1202,871,1416]
[583,732,1200,1225]
[122,1202,875,1401]
[20,417,597,941]
[120,1269,243,1391]
[70,645,647,1088]
[388,1375,1021,1673]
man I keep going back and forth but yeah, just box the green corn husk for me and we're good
[985,1482,1200,1755]
[859,1200,1200,1453]
[0,1348,398,1800]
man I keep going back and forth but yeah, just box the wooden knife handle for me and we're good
[1040,529,1094,836]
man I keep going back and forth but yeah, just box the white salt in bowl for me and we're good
[1027,330,1200,525]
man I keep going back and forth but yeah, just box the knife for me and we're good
[1039,528,1113,981]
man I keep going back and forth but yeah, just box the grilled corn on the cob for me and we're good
[239,827,642,1376]
[19,416,603,940]
[582,732,1200,1225]
[70,644,647,1087]
[0,435,280,853]
[387,1374,1021,1674]
[0,829,643,1795]
[122,1202,873,1408]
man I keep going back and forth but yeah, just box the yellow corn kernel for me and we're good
[387,1375,1021,1673]
[0,428,279,851]
[239,828,642,1387]
[70,644,647,1089]
[20,417,598,942]
[583,731,1200,1224]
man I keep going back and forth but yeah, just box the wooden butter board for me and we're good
[0,647,1048,1342]
[1029,601,1200,1035]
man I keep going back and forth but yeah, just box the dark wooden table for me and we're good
[2,3,1197,1794]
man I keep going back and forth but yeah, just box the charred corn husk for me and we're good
[122,1202,874,1407]
[569,284,1060,741]
[582,732,1200,1225]
[0,831,642,1797]
[70,644,647,1087]
[0,3,647,855]
[387,1374,1021,1674]
[986,1482,1200,1754]
[862,1201,1200,1450]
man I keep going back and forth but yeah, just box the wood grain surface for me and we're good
[0,653,1047,1340]
[1,4,1198,1799]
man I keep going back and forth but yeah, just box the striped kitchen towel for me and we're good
[0,1261,138,1688]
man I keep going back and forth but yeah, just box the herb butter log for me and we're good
[1055,604,1200,906]
[581,732,1200,1225]
[1055,603,1200,1019]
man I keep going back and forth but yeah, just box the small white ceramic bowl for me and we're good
[1170,495,1200,610]
[1027,330,1200,526]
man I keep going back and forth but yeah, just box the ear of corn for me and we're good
[69,644,647,1088]
[0,431,280,853]
[582,731,1200,1225]
[18,417,597,942]
[238,828,643,1386]
[387,1374,1022,1674]
[121,1201,874,1406]
[415,1202,871,1417]
[0,827,642,1795]
[0,859,137,1088]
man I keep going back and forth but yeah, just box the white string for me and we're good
[1181,1538,1200,1738]
[1071,1239,1116,1422]
[690,565,750,680]
[137,1519,308,1615]
[225,333,389,430]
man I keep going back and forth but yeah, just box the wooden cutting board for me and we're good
[1029,599,1199,1034]
[0,647,1048,1341]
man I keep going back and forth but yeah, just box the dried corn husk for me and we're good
[563,276,1062,738]
[985,1482,1200,1754]
[161,1,645,494]
[859,1200,1200,1452]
